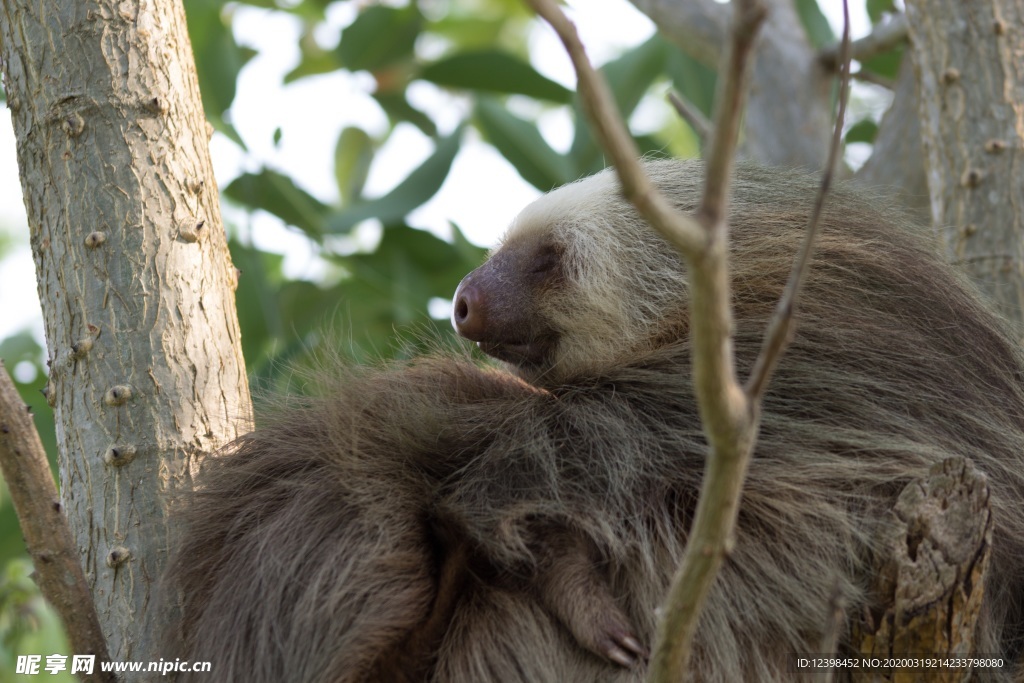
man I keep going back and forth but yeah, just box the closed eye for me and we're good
[531,244,561,274]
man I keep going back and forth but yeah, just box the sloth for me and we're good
[168,159,1024,683]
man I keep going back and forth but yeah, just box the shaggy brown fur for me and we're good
[168,160,1024,682]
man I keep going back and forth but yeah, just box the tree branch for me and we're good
[904,0,1024,326]
[668,91,711,151]
[698,0,767,228]
[851,69,894,89]
[524,0,706,257]
[745,0,832,169]
[527,1,856,679]
[527,6,765,681]
[0,361,114,682]
[820,13,907,70]
[854,57,928,215]
[746,1,852,401]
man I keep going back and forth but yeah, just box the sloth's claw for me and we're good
[605,645,637,668]
[594,622,648,668]
[620,634,647,658]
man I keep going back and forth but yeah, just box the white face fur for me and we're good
[495,165,690,382]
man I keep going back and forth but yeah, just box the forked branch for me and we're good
[525,0,851,680]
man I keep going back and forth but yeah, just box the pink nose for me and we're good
[452,278,486,341]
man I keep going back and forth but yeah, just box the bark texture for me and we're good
[905,0,1024,328]
[852,457,993,683]
[0,0,252,666]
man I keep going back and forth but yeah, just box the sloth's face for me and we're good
[452,233,565,377]
[453,166,690,386]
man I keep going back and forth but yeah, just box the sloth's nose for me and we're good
[452,277,486,341]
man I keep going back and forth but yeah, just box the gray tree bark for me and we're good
[854,57,929,216]
[0,0,252,668]
[905,0,1024,329]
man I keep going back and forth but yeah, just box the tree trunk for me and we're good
[905,0,1024,328]
[0,0,252,668]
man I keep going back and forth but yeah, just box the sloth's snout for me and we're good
[452,276,486,341]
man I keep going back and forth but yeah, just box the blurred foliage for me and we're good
[0,0,896,664]
[205,0,720,391]
[795,0,835,49]
[1,560,73,682]
[846,118,879,145]
[0,334,57,563]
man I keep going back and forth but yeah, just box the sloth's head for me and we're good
[453,162,695,385]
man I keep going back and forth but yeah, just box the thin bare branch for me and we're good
[668,91,712,150]
[820,13,907,70]
[646,6,767,681]
[526,2,777,681]
[745,1,852,401]
[851,69,894,89]
[0,361,115,681]
[524,0,705,257]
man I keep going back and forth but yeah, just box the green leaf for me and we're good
[337,5,422,72]
[225,170,330,238]
[633,134,671,160]
[0,331,42,365]
[420,50,572,103]
[342,225,485,327]
[449,221,487,267]
[228,0,275,7]
[277,281,336,334]
[285,0,333,22]
[335,127,375,206]
[867,0,897,23]
[665,48,717,119]
[229,240,285,368]
[0,333,55,473]
[0,333,58,567]
[602,35,668,119]
[569,35,668,176]
[373,92,439,137]
[285,44,342,83]
[794,0,835,50]
[427,16,510,51]
[184,0,252,118]
[860,45,904,81]
[845,119,879,144]
[475,97,572,192]
[327,129,463,234]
